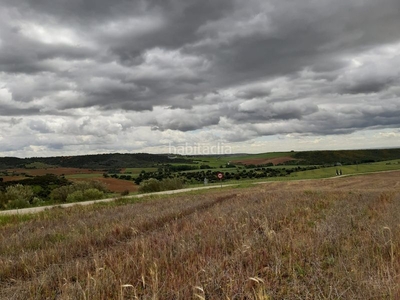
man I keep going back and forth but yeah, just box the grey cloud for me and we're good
[225,101,319,124]
[47,143,64,150]
[342,80,391,95]
[0,20,94,75]
[220,99,400,142]
[10,118,23,126]
[0,106,42,117]
[236,87,271,100]
[103,0,235,65]
[28,120,54,133]
[151,108,221,132]
[1,0,400,156]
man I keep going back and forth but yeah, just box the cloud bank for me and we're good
[1,0,400,156]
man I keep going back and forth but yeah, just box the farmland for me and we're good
[1,149,400,210]
[1,171,400,299]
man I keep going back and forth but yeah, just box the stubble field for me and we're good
[1,171,400,299]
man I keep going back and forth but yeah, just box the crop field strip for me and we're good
[1,172,400,299]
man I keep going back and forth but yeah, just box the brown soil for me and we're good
[1,167,137,193]
[233,156,297,166]
[1,176,27,182]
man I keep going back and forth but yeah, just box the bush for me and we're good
[50,185,75,202]
[121,189,130,196]
[31,197,45,206]
[0,192,6,209]
[7,198,31,209]
[66,190,84,203]
[66,188,104,203]
[73,181,109,193]
[83,188,104,200]
[139,178,184,193]
[50,181,108,202]
[139,178,162,193]
[2,184,34,209]
[160,178,184,190]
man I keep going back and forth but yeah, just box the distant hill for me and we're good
[293,148,400,165]
[0,153,193,170]
[1,148,400,170]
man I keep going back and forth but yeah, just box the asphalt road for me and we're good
[0,184,238,216]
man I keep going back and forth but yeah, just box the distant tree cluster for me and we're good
[128,165,320,185]
[0,174,69,199]
[293,149,400,165]
[0,175,108,209]
[0,153,195,169]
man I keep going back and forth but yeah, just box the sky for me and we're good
[1,0,400,157]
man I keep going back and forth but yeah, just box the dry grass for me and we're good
[1,172,400,299]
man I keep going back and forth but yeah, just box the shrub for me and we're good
[51,181,108,202]
[139,178,184,193]
[83,188,104,200]
[66,190,84,203]
[139,178,162,193]
[66,188,104,203]
[73,181,108,193]
[121,189,130,196]
[31,197,45,206]
[0,192,6,209]
[7,198,31,209]
[50,185,75,202]
[2,184,34,209]
[160,178,184,190]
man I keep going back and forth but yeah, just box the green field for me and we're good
[289,160,400,180]
[29,159,400,184]
[65,174,103,179]
[186,152,293,168]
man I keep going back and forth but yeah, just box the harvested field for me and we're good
[233,156,297,165]
[1,171,400,299]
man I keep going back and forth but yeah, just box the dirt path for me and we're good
[2,169,399,216]
[0,184,237,216]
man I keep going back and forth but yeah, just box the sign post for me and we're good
[217,172,223,187]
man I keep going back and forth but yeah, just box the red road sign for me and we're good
[217,172,223,179]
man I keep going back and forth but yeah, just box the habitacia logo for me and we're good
[168,142,232,155]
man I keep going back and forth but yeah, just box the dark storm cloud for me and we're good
[342,80,391,95]
[0,106,42,116]
[1,0,400,154]
[0,18,95,74]
[224,101,319,124]
[236,87,271,100]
